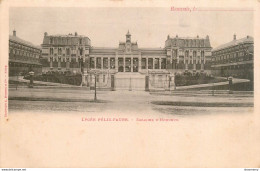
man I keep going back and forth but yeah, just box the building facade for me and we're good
[41,31,212,73]
[165,34,212,73]
[41,32,91,73]
[211,35,254,80]
[41,31,212,89]
[9,30,42,76]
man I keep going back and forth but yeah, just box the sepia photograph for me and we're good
[0,0,259,168]
[7,7,254,115]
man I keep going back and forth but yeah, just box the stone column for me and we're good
[101,57,103,70]
[94,57,96,69]
[153,58,155,69]
[138,52,141,71]
[159,58,161,69]
[131,57,133,72]
[146,58,148,69]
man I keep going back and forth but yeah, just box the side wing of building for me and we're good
[211,35,254,80]
[9,31,42,76]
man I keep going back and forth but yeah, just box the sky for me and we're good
[9,7,254,48]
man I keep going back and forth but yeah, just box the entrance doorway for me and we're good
[133,58,138,72]
[125,58,131,72]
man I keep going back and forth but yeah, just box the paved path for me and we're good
[175,77,250,90]
[8,87,254,115]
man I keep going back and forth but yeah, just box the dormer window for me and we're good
[79,38,82,45]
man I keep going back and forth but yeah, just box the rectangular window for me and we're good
[161,58,166,69]
[90,57,95,69]
[103,58,108,69]
[154,58,159,69]
[118,58,124,72]
[96,57,101,69]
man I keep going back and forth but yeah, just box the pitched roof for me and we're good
[213,36,254,51]
[49,34,89,38]
[165,36,211,48]
[9,35,40,49]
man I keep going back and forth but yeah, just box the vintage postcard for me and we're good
[0,0,259,168]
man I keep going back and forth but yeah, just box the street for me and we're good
[8,87,254,116]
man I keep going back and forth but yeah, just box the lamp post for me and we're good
[129,77,132,91]
[28,71,34,88]
[94,71,97,101]
[77,57,84,87]
[228,76,233,94]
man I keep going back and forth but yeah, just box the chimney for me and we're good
[13,30,16,37]
[206,35,209,39]
[75,32,78,36]
[233,34,236,40]
[197,35,199,38]
[176,34,178,38]
[247,35,249,39]
[44,32,48,37]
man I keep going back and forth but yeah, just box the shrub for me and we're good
[24,72,82,86]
